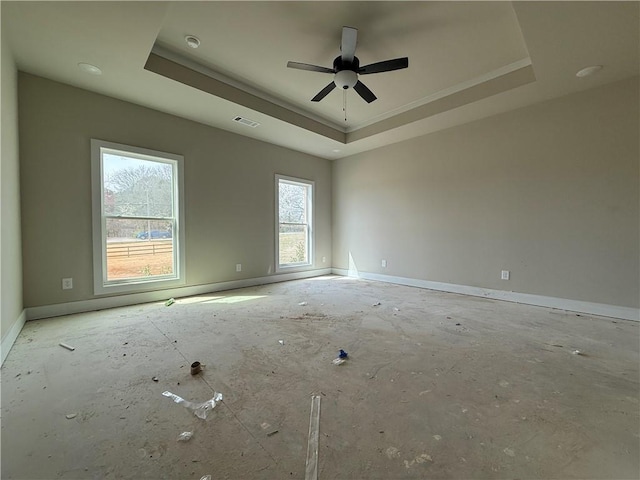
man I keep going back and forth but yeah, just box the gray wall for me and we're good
[333,77,639,308]
[18,73,331,308]
[1,29,24,342]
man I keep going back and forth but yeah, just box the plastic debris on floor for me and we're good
[162,391,223,419]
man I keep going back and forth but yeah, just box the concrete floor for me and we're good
[1,276,638,479]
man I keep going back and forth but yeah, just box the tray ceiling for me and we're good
[3,1,638,159]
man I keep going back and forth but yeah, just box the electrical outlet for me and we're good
[236,264,242,272]
[501,270,510,280]
[62,278,73,290]
[381,259,387,268]
[322,256,326,263]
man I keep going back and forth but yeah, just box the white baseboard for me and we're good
[332,268,639,322]
[26,268,332,321]
[1,309,26,365]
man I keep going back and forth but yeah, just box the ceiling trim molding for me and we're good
[144,51,347,143]
[347,58,533,133]
[151,45,344,132]
[347,62,537,143]
[146,46,536,147]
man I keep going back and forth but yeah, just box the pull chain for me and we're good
[343,89,347,122]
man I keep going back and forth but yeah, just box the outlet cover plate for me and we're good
[62,278,73,290]
[501,270,510,280]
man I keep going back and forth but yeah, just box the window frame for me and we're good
[91,139,186,295]
[275,174,314,272]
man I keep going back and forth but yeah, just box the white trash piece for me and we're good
[177,431,193,442]
[162,391,223,419]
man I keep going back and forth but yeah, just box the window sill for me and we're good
[276,263,314,274]
[94,276,186,296]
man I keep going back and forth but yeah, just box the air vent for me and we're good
[233,116,260,128]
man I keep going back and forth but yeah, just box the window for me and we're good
[91,140,185,294]
[276,175,313,270]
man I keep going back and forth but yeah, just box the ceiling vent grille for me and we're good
[233,116,260,128]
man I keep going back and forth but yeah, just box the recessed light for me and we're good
[78,63,102,75]
[185,35,201,49]
[576,65,603,78]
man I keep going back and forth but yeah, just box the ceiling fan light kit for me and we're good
[287,26,409,104]
[334,70,358,89]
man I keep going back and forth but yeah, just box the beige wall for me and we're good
[333,77,639,308]
[15,72,640,311]
[18,73,331,308]
[1,28,24,341]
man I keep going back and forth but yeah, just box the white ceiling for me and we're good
[3,1,638,159]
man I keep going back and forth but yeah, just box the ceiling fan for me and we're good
[287,26,408,104]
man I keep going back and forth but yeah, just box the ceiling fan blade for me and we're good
[353,80,377,103]
[311,82,337,102]
[358,57,409,75]
[287,61,334,74]
[341,26,358,63]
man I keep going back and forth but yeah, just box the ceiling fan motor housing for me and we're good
[333,55,360,89]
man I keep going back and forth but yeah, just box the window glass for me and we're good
[277,176,313,269]
[92,140,184,294]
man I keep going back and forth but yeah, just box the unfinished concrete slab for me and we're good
[2,276,638,479]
